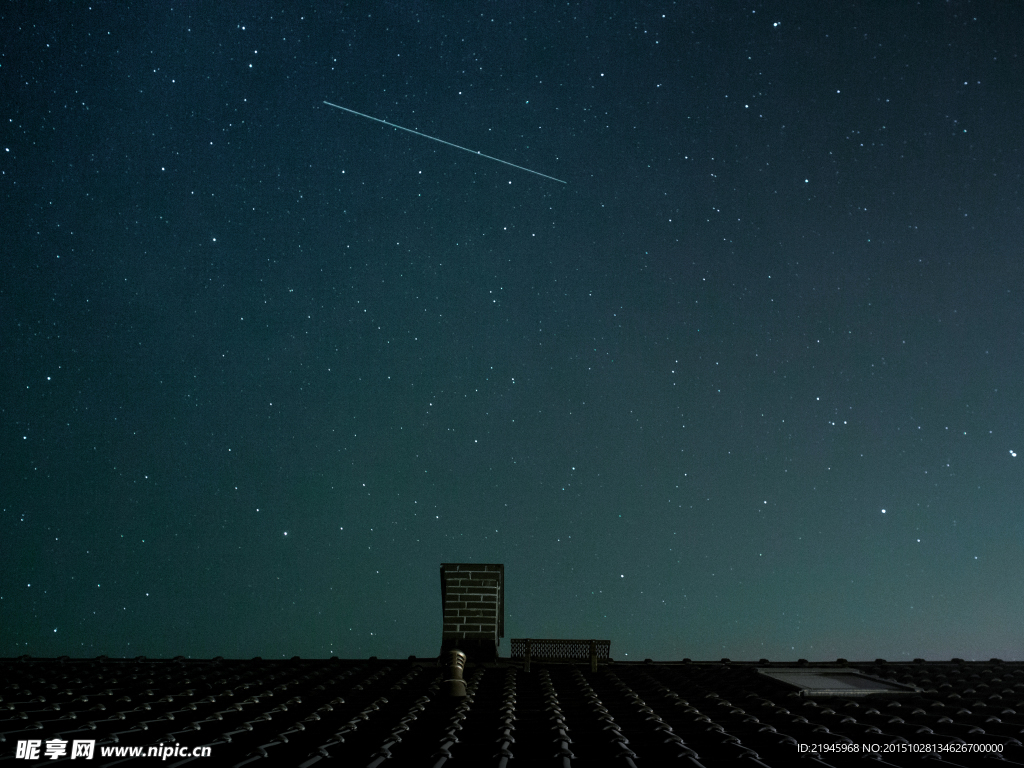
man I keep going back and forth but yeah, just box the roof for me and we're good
[2,656,1023,766]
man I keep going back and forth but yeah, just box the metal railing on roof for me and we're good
[510,638,611,672]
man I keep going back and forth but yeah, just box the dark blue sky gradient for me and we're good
[2,1,1022,662]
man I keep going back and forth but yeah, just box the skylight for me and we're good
[758,668,919,697]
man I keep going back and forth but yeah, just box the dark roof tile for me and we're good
[3,657,1024,766]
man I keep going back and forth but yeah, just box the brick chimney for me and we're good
[439,563,504,662]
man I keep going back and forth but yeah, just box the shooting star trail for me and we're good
[323,101,567,184]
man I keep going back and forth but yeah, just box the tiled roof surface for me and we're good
[2,656,1023,766]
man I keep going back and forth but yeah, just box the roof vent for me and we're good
[444,649,468,698]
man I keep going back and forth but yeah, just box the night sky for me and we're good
[3,2,1023,663]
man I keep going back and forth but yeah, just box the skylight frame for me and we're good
[757,667,920,697]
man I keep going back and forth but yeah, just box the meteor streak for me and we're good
[323,101,567,184]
